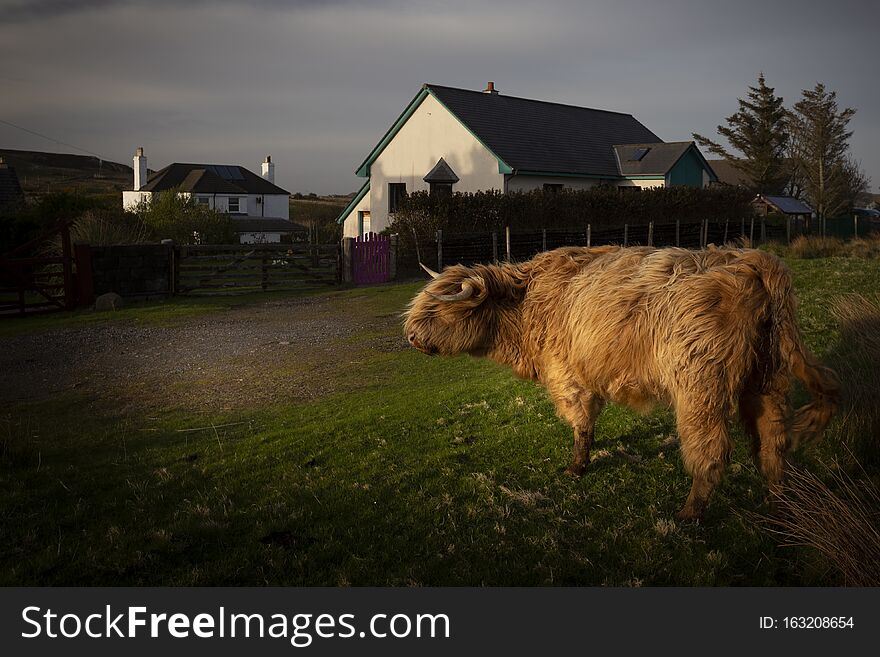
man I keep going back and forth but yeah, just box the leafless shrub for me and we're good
[762,458,880,586]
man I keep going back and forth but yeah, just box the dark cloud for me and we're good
[0,0,877,194]
[0,0,361,23]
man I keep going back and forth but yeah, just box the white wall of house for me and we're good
[122,190,152,210]
[342,193,372,238]
[619,178,666,189]
[505,175,604,193]
[365,93,505,234]
[125,191,289,219]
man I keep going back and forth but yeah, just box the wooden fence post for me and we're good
[342,237,354,283]
[749,216,755,244]
[786,216,791,244]
[74,243,94,307]
[723,220,729,244]
[760,216,766,244]
[647,221,654,247]
[623,223,628,246]
[492,231,498,263]
[389,233,398,280]
[261,254,269,291]
[675,219,680,247]
[505,226,511,261]
[436,229,443,270]
[542,228,547,252]
[854,214,859,239]
[586,223,591,248]
[61,222,75,310]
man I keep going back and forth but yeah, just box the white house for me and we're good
[123,148,301,243]
[338,82,717,237]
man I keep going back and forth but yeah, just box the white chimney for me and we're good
[261,155,275,183]
[133,147,147,191]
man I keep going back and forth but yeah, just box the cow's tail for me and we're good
[758,253,840,448]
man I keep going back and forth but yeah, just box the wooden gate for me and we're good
[352,233,390,285]
[0,221,79,317]
[177,243,339,295]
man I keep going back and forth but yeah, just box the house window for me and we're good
[358,211,372,236]
[196,196,210,206]
[228,197,241,213]
[543,183,563,193]
[429,182,453,198]
[388,183,407,214]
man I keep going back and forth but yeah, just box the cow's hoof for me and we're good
[675,507,703,523]
[564,463,587,477]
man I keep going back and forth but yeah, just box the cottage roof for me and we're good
[613,142,709,176]
[757,195,814,215]
[141,163,290,195]
[357,84,665,179]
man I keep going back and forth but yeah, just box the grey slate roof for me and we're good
[759,195,814,215]
[426,84,662,177]
[233,217,306,233]
[423,157,460,183]
[0,162,24,207]
[613,142,694,176]
[140,163,290,195]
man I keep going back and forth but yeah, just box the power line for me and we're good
[0,117,106,162]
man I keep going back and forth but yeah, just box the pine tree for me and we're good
[693,74,789,194]
[789,83,865,219]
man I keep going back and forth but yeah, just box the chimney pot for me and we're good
[483,81,498,94]
[261,156,275,183]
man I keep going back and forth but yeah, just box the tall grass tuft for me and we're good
[786,234,880,259]
[826,294,880,465]
[762,459,880,586]
[70,209,151,245]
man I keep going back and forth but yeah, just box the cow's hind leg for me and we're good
[552,387,605,477]
[739,388,790,502]
[675,407,732,521]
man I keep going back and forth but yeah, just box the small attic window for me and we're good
[628,147,650,161]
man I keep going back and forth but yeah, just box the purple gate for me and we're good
[352,233,390,285]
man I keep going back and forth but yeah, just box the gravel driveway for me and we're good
[1,294,409,413]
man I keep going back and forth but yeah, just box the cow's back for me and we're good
[523,246,774,413]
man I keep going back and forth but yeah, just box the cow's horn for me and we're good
[434,281,475,302]
[420,262,440,279]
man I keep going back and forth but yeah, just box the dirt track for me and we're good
[1,294,408,413]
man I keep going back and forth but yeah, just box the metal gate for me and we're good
[352,233,390,285]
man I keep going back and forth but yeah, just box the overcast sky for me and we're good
[1,0,877,195]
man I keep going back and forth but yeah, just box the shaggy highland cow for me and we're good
[405,246,839,520]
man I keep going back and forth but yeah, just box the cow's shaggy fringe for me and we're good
[761,457,880,586]
[405,246,840,519]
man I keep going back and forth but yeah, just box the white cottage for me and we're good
[338,82,717,237]
[123,148,301,243]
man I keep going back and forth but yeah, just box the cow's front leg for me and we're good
[559,391,605,477]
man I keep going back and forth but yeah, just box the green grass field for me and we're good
[2,256,878,585]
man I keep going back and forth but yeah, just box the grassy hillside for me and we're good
[0,148,132,196]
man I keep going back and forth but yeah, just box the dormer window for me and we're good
[423,157,459,198]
